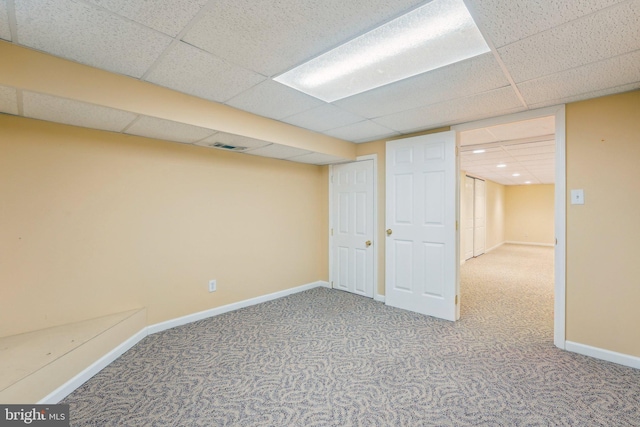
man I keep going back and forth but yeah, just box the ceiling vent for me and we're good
[208,142,248,151]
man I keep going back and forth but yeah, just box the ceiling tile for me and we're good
[460,117,555,146]
[244,143,312,159]
[325,120,399,143]
[459,128,498,145]
[0,0,10,41]
[23,91,137,132]
[281,104,365,133]
[226,80,324,121]
[514,155,556,164]
[334,53,509,119]
[0,85,18,115]
[374,87,524,132]
[498,1,640,83]
[194,132,272,150]
[124,115,215,143]
[505,146,555,157]
[182,0,425,76]
[15,0,172,78]
[528,82,640,110]
[84,0,208,37]
[287,152,350,165]
[523,162,556,169]
[518,50,640,106]
[485,117,556,141]
[461,148,506,159]
[144,42,266,103]
[466,0,622,48]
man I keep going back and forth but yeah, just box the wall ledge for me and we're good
[565,341,640,370]
[0,309,146,404]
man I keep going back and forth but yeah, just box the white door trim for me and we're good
[451,105,566,350]
[328,154,378,299]
[553,105,566,350]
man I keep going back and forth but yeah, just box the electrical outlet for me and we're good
[208,279,217,292]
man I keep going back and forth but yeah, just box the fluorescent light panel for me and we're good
[274,0,490,102]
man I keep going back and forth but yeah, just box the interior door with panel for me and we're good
[385,131,458,321]
[331,160,375,298]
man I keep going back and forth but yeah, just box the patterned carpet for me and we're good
[63,244,640,426]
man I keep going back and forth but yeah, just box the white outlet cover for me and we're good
[570,189,585,205]
[208,280,217,292]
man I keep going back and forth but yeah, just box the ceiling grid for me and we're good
[0,0,637,172]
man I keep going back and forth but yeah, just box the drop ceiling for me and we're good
[0,0,638,168]
[460,116,556,185]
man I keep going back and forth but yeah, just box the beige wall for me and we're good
[0,115,328,337]
[485,179,506,251]
[505,184,554,245]
[566,90,640,357]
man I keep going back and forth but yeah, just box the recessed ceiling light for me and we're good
[274,0,490,102]
[512,173,520,177]
[525,181,532,184]
[472,149,486,154]
[497,164,506,168]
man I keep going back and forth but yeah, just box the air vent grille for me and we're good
[209,142,248,151]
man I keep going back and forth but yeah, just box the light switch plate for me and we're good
[571,189,585,205]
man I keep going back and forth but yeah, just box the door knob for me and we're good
[386,229,393,236]
[365,240,372,247]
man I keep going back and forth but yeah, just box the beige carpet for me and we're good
[63,244,640,426]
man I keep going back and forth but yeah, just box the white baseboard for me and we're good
[147,281,329,335]
[504,241,554,247]
[38,328,148,404]
[485,242,504,253]
[565,341,640,370]
[374,294,385,303]
[38,281,329,403]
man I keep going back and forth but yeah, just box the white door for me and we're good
[462,176,475,261]
[473,178,486,257]
[331,160,375,298]
[385,131,458,321]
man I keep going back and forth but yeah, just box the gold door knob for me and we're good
[365,240,372,247]
[386,229,393,236]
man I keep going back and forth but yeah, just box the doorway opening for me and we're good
[453,105,565,349]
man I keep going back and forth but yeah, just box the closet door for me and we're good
[473,178,486,257]
[462,176,475,260]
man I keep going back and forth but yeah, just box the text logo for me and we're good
[0,405,69,427]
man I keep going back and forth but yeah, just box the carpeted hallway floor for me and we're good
[63,244,640,426]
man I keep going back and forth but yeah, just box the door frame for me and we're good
[452,104,566,350]
[328,154,379,300]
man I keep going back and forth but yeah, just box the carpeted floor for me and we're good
[63,244,640,426]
